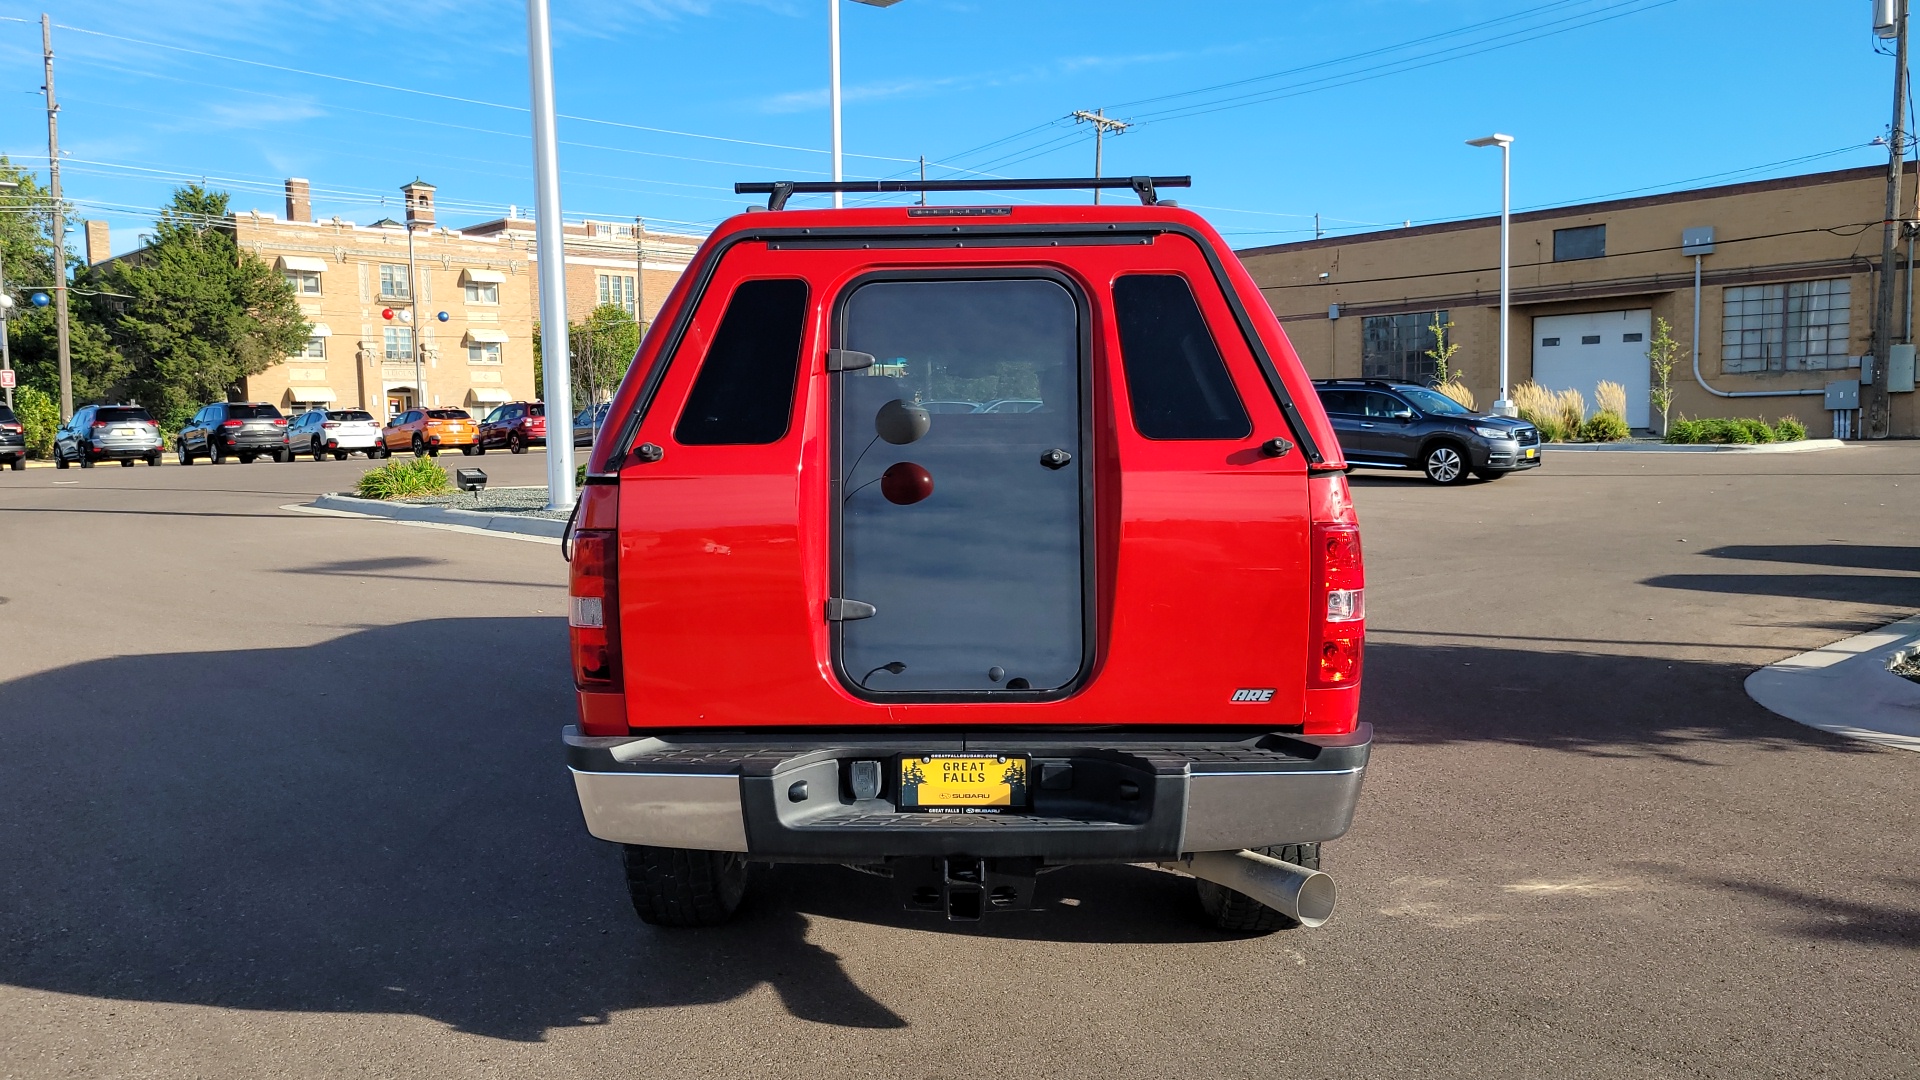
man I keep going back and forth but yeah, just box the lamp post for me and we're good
[831,0,904,208]
[526,0,575,509]
[1467,133,1516,417]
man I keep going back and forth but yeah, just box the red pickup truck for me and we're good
[564,177,1369,933]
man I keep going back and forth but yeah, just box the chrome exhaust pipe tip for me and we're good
[1166,848,1338,928]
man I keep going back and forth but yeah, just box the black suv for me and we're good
[1313,379,1540,485]
[0,403,24,470]
[177,402,290,464]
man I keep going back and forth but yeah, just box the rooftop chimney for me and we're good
[83,220,110,265]
[402,179,436,228]
[285,178,312,223]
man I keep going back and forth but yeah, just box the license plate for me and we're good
[899,754,1029,812]
[119,428,138,437]
[1525,448,1537,458]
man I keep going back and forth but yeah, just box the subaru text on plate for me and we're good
[563,177,1371,934]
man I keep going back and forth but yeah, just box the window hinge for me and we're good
[825,598,877,622]
[826,349,876,372]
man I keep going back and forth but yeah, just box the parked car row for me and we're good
[7,394,815,469]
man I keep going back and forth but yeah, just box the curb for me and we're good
[1546,439,1846,454]
[1744,615,1920,753]
[310,492,570,539]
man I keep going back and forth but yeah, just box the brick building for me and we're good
[88,178,699,421]
[1237,164,1920,437]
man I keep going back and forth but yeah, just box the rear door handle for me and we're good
[1358,422,1376,428]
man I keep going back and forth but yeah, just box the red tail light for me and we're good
[272,417,287,426]
[92,422,109,431]
[0,422,20,433]
[569,529,622,692]
[221,419,243,428]
[1305,472,1364,732]
[322,422,341,429]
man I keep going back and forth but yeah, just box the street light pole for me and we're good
[406,223,424,409]
[1468,133,1516,417]
[526,0,575,510]
[41,14,71,420]
[831,1,904,210]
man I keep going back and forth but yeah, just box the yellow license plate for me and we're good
[1525,448,1537,458]
[899,754,1028,811]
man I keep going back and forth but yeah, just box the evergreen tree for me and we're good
[0,157,125,404]
[91,185,307,425]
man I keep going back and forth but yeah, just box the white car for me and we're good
[289,408,382,459]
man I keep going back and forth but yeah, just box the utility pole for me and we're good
[1315,213,1323,240]
[1870,0,1909,440]
[41,14,71,419]
[1071,109,1130,204]
[919,155,927,206]
[1,251,13,411]
[633,216,647,331]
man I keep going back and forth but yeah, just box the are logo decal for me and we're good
[1230,688,1276,703]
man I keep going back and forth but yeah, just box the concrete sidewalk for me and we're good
[1745,615,1920,752]
[307,491,569,539]
[1549,438,1846,454]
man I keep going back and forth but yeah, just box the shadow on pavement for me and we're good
[1642,572,1920,607]
[0,620,1883,1042]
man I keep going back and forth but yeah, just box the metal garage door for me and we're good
[1531,309,1653,429]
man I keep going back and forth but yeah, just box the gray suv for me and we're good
[1313,379,1541,485]
[54,405,164,468]
[0,404,24,470]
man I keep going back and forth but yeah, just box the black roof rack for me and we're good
[1311,378,1409,389]
[735,175,1191,212]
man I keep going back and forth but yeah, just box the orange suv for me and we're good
[375,408,480,457]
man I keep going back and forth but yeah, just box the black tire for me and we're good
[238,452,257,465]
[146,451,161,466]
[119,459,135,467]
[176,443,191,466]
[412,436,428,458]
[1195,843,1321,934]
[1474,469,1509,481]
[312,439,327,462]
[54,448,68,469]
[274,448,290,463]
[79,445,94,469]
[1421,442,1469,485]
[472,439,488,456]
[8,457,23,471]
[460,445,476,456]
[509,433,527,455]
[209,441,225,465]
[621,845,749,927]
[426,445,439,458]
[334,451,349,461]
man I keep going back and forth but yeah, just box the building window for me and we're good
[384,326,414,361]
[296,336,326,360]
[597,273,637,314]
[1361,310,1447,384]
[593,222,613,238]
[1722,278,1852,373]
[1541,337,1561,346]
[379,263,411,300]
[467,342,503,364]
[284,269,321,295]
[1553,225,1606,262]
[464,281,498,304]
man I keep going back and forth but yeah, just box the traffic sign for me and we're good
[0,369,15,389]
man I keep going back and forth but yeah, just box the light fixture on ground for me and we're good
[1467,133,1516,417]
[455,468,488,497]
[831,0,905,209]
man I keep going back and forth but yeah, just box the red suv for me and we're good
[476,401,546,454]
[564,177,1369,933]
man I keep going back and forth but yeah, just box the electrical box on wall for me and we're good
[1824,380,1860,411]
[1889,344,1916,393]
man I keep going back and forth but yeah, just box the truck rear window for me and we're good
[674,279,809,445]
[1112,274,1251,440]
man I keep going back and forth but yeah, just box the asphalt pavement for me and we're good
[1,445,1915,1079]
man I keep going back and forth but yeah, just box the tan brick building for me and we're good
[1237,164,1919,437]
[89,178,700,421]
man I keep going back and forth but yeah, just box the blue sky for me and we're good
[0,0,1899,255]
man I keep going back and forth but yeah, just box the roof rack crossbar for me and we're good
[737,175,1191,211]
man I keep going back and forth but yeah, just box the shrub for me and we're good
[1594,380,1627,421]
[576,463,587,488]
[1512,382,1564,441]
[1554,387,1587,439]
[1436,380,1477,411]
[1735,417,1775,443]
[1775,415,1807,441]
[1663,416,1790,444]
[14,385,58,458]
[1582,411,1630,442]
[356,457,450,499]
[1664,418,1702,444]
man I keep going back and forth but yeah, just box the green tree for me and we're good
[0,156,126,405]
[1423,313,1460,386]
[532,304,640,406]
[90,185,307,426]
[1646,316,1686,435]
